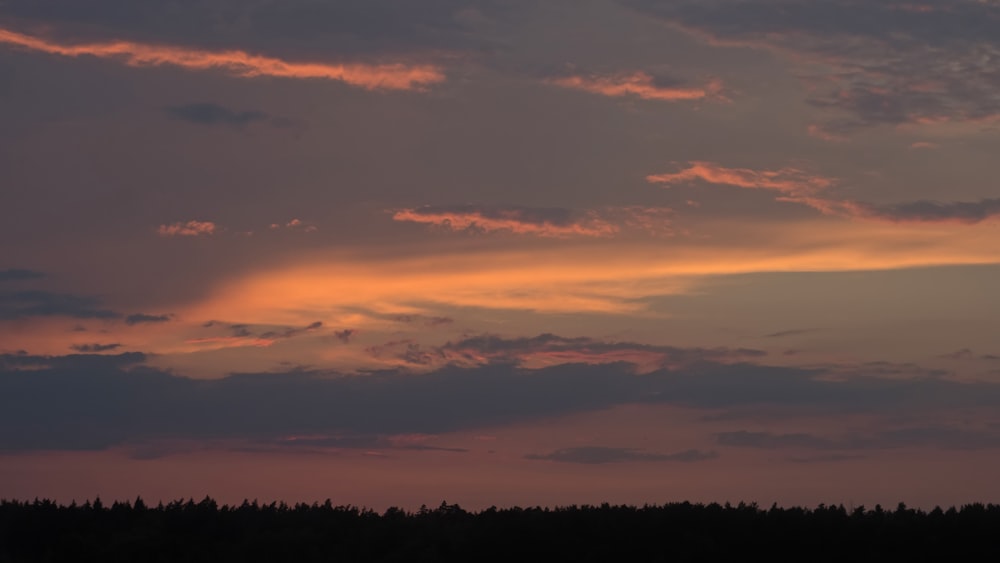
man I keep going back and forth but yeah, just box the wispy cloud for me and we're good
[649,161,1000,224]
[370,332,765,371]
[157,220,217,237]
[269,218,318,233]
[392,205,676,238]
[549,72,723,102]
[0,27,445,91]
[847,199,1000,225]
[392,205,618,238]
[647,161,834,199]
[187,320,324,350]
[164,103,268,128]
[625,0,1000,131]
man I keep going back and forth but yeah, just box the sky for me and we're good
[2,0,1000,510]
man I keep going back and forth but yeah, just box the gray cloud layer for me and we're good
[3,346,1000,453]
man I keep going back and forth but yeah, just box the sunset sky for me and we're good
[3,0,1000,510]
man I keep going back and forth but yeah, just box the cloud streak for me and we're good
[425,333,766,371]
[0,27,445,91]
[164,103,268,128]
[649,161,1000,224]
[647,161,834,199]
[548,72,723,102]
[392,205,677,238]
[392,205,619,238]
[186,320,325,350]
[157,220,217,237]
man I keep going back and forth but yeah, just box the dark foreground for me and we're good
[2,499,999,562]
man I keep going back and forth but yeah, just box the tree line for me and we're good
[1,497,998,562]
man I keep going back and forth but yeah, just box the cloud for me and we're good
[269,218,318,232]
[157,220,217,237]
[4,348,1000,452]
[124,313,171,325]
[164,103,268,128]
[372,332,766,371]
[623,0,1000,130]
[0,27,444,91]
[334,329,356,343]
[646,161,834,199]
[187,320,324,349]
[525,446,718,464]
[649,161,1000,224]
[69,343,122,353]
[392,205,677,238]
[0,269,44,282]
[548,72,723,102]
[0,277,167,325]
[392,205,619,238]
[0,290,119,320]
[846,198,1000,225]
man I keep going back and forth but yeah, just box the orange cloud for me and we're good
[157,221,217,237]
[178,218,1000,332]
[392,205,678,239]
[0,27,444,91]
[647,161,834,199]
[392,206,619,238]
[648,161,1000,225]
[549,72,723,101]
[649,162,1000,226]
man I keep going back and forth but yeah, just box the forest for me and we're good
[1,498,999,562]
